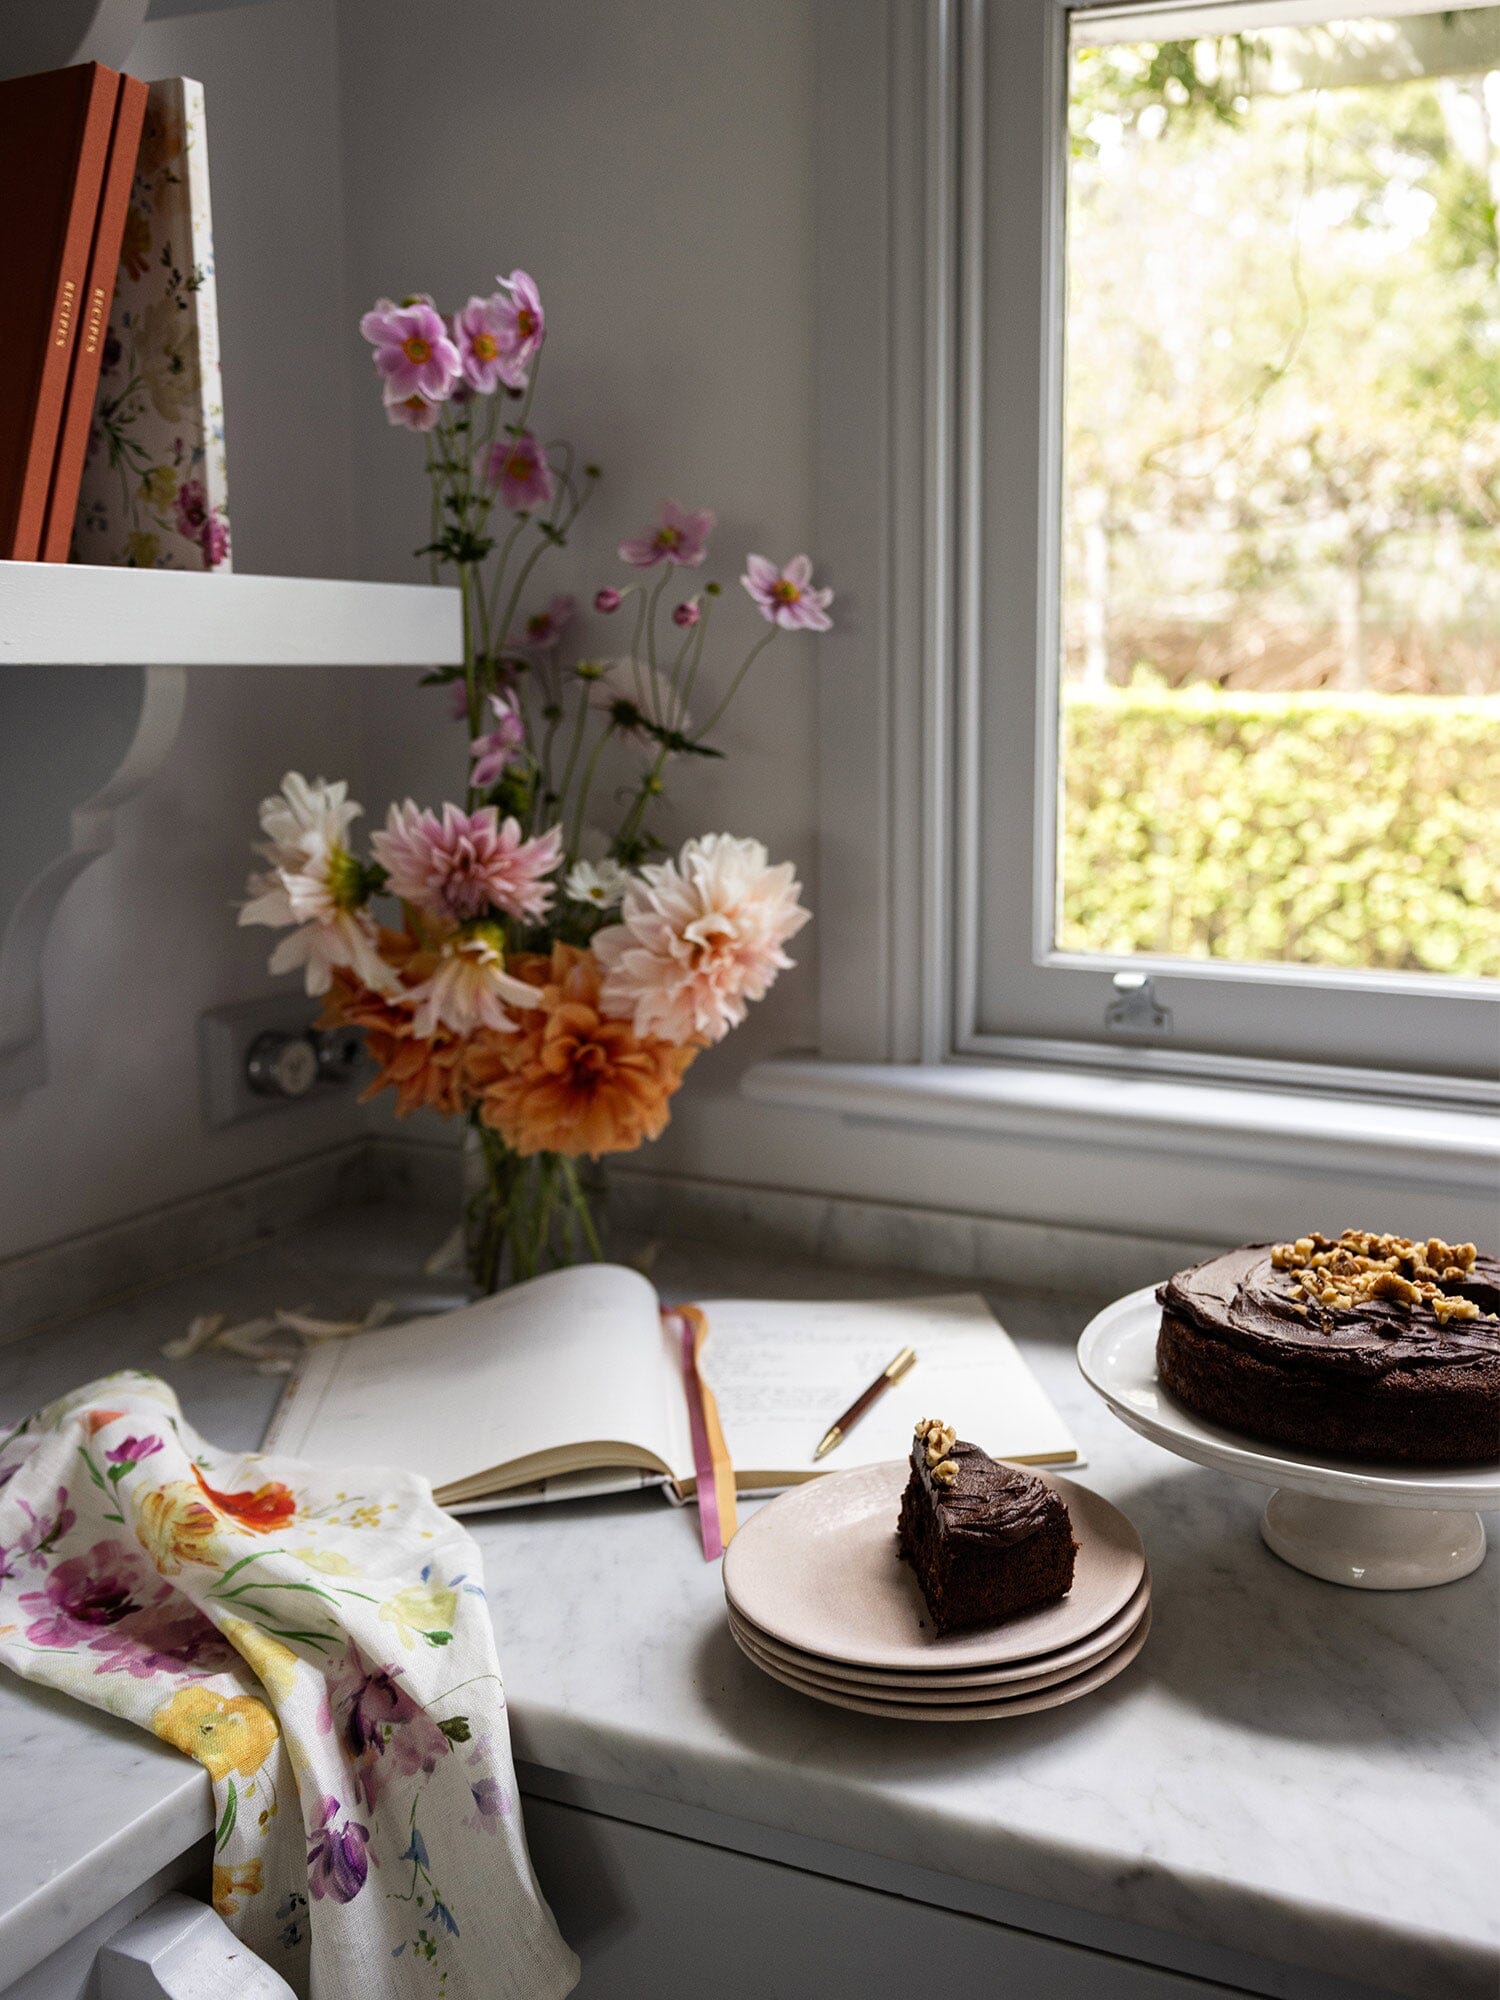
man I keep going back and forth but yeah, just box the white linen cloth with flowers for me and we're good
[0,1371,578,2000]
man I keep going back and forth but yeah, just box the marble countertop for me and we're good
[0,1204,1495,2000]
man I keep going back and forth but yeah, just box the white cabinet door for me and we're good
[525,1799,1262,2000]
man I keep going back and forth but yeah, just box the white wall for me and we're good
[0,0,824,1261]
[334,0,824,1161]
[0,0,365,1261]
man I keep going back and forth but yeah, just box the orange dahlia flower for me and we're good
[320,926,471,1118]
[469,943,694,1159]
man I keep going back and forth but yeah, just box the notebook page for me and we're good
[692,1294,1078,1485]
[268,1262,680,1496]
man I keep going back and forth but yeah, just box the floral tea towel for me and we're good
[0,1372,578,2000]
[72,79,232,571]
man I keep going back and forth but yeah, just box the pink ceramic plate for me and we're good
[726,1572,1150,1691]
[722,1461,1145,1672]
[730,1605,1152,1722]
[731,1602,1151,1705]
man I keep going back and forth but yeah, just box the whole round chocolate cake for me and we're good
[1157,1232,1500,1465]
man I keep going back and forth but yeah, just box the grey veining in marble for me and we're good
[0,1203,1494,2000]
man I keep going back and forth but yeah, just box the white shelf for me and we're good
[0,560,463,667]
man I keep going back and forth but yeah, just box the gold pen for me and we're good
[813,1345,918,1461]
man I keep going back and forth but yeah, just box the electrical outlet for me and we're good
[199,995,367,1130]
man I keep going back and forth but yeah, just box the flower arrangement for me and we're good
[241,269,830,1290]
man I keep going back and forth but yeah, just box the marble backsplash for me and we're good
[0,1132,1221,1344]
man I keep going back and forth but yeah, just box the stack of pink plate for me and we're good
[721,1461,1149,1720]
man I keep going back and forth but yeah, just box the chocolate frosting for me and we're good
[1158,1242,1500,1384]
[911,1438,1066,1547]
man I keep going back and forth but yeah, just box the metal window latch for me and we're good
[1105,971,1172,1036]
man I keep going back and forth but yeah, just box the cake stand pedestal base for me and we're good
[1260,1489,1486,1590]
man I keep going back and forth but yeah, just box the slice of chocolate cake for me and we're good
[897,1417,1077,1635]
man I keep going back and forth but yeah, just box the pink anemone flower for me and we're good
[492,270,546,388]
[454,293,510,394]
[518,595,575,652]
[469,693,527,788]
[618,501,716,569]
[385,388,442,432]
[741,554,834,632]
[360,296,461,405]
[485,431,553,512]
[372,803,563,926]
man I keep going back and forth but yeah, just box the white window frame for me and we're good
[810,0,1499,1102]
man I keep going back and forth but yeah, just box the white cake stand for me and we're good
[1078,1286,1499,1589]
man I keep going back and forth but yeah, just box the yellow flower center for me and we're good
[507,455,529,479]
[516,308,538,338]
[772,579,801,604]
[472,332,498,361]
[402,335,431,364]
[656,526,681,549]
[326,845,364,911]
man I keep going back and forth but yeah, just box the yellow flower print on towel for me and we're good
[139,465,178,513]
[135,1481,223,1574]
[221,1617,302,1703]
[379,1579,457,1650]
[152,1686,279,1780]
[211,1858,263,1917]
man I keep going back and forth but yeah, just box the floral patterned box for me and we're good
[73,77,231,571]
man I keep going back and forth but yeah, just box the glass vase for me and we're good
[463,1115,605,1295]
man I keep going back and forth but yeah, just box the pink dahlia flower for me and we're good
[373,803,563,925]
[741,554,834,631]
[385,389,441,432]
[485,430,553,512]
[360,296,461,405]
[492,269,546,388]
[454,293,510,394]
[407,929,543,1039]
[594,833,809,1045]
[618,501,716,569]
[469,693,527,788]
[519,594,575,652]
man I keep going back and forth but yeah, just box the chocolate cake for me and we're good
[1157,1232,1500,1466]
[896,1418,1077,1634]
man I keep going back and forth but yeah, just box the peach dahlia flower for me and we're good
[468,944,695,1159]
[593,833,808,1045]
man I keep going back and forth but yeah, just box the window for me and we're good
[968,0,1498,1081]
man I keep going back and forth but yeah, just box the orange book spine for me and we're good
[0,64,119,562]
[41,73,149,563]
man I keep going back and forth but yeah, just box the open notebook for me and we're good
[265,1263,1078,1511]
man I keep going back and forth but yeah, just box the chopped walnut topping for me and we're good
[1268,1230,1493,1325]
[915,1417,958,1466]
[931,1459,959,1486]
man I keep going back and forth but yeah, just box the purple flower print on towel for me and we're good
[19,1540,165,1647]
[307,1794,370,1904]
[106,1434,164,1468]
[326,1649,451,1811]
[89,1602,234,1680]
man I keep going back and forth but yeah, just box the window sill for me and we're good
[741,1057,1499,1192]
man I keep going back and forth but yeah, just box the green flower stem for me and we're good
[567,720,613,854]
[465,1116,605,1292]
[695,628,778,740]
[671,594,716,726]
